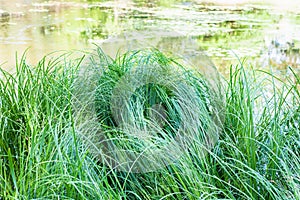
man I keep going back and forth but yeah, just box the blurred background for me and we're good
[0,0,299,74]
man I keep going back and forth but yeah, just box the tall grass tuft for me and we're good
[0,49,299,199]
[0,53,121,199]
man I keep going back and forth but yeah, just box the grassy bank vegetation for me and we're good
[0,49,299,199]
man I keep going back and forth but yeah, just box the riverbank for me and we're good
[0,50,299,199]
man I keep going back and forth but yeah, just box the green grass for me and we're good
[0,49,299,199]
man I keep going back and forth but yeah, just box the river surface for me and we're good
[1,0,300,74]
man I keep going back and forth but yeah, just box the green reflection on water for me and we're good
[0,0,299,71]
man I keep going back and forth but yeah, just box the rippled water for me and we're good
[1,0,300,73]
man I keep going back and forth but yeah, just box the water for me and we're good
[1,0,300,73]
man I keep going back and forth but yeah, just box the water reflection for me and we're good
[0,0,299,72]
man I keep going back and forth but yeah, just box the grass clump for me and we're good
[0,54,121,199]
[89,49,220,173]
[0,49,299,199]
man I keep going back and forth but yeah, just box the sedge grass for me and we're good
[0,49,299,199]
